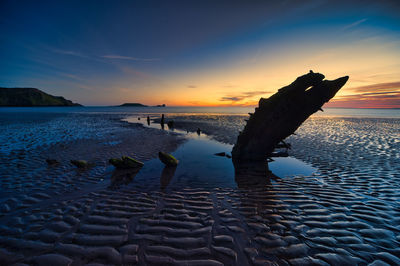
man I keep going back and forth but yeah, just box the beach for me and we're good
[0,107,399,265]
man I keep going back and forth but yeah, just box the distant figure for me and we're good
[161,114,165,130]
[147,116,150,126]
[197,128,201,135]
[138,117,140,120]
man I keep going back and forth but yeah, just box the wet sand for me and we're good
[0,113,399,265]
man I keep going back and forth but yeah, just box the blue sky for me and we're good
[1,0,400,107]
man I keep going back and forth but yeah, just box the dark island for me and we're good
[0,87,81,107]
[118,103,166,107]
[119,103,148,107]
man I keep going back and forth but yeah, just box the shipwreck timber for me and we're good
[232,71,349,163]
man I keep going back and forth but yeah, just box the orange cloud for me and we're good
[219,90,271,102]
[348,81,400,93]
[325,81,400,108]
[327,91,400,108]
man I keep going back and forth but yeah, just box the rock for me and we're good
[232,71,348,163]
[109,156,144,169]
[275,141,291,149]
[167,120,174,128]
[70,160,88,168]
[46,159,59,165]
[270,151,289,157]
[158,152,179,167]
[109,158,123,168]
[121,156,144,168]
[215,152,226,157]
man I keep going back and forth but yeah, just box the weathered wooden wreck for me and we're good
[232,71,348,182]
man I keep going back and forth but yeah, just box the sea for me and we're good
[1,106,399,117]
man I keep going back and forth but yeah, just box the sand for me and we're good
[0,113,399,265]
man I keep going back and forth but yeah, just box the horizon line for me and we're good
[71,105,400,110]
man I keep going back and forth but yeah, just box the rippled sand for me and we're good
[0,113,399,265]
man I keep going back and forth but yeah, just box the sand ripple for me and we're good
[0,113,399,264]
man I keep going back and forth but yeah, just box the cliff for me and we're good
[0,87,81,107]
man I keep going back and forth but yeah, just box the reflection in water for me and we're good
[109,167,142,189]
[122,114,316,188]
[160,166,177,190]
[233,161,276,188]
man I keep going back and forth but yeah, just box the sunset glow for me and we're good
[1,1,399,108]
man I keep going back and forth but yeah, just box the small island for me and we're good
[119,103,148,107]
[0,87,81,107]
[118,103,166,107]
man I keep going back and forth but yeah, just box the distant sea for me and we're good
[0,106,399,118]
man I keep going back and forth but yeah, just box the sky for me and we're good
[1,0,400,108]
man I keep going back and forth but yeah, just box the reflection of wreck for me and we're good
[234,161,274,188]
[232,71,348,164]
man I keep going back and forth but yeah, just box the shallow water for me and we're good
[123,115,317,189]
[0,108,399,265]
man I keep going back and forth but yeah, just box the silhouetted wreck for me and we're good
[232,71,349,164]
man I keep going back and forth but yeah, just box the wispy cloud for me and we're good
[221,85,237,88]
[51,49,90,59]
[220,96,242,101]
[342,18,367,31]
[358,91,400,96]
[348,81,400,92]
[101,55,160,61]
[57,72,84,81]
[328,91,400,108]
[51,48,161,63]
[187,85,197,88]
[219,90,271,102]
